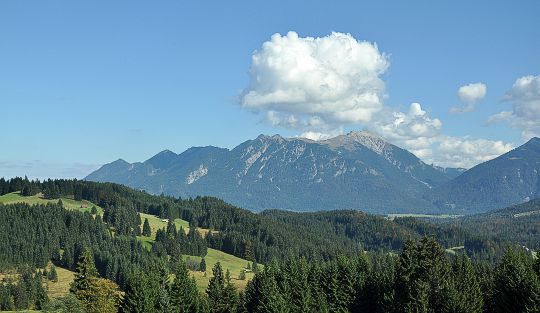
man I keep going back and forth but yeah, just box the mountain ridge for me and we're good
[426,137,540,212]
[86,131,461,213]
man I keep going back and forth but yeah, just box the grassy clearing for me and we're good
[386,213,464,220]
[139,212,214,238]
[445,246,465,255]
[0,193,252,291]
[0,192,104,215]
[137,212,254,290]
[184,248,256,291]
[45,263,75,299]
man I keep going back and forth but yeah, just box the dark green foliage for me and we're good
[43,294,85,313]
[91,205,98,215]
[444,254,483,313]
[121,270,159,313]
[199,258,207,272]
[395,237,452,312]
[2,178,540,312]
[142,218,152,237]
[492,248,540,313]
[206,262,238,312]
[70,248,98,294]
[0,268,48,311]
[48,264,58,282]
[170,261,204,313]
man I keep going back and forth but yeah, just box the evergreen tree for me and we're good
[199,258,207,272]
[34,273,48,309]
[155,264,172,313]
[244,240,254,261]
[395,237,452,313]
[70,248,98,294]
[444,254,483,313]
[170,261,202,313]
[492,248,540,313]
[142,218,152,237]
[207,262,238,312]
[91,206,98,215]
[121,271,157,313]
[48,265,58,282]
[244,265,289,313]
[76,277,120,313]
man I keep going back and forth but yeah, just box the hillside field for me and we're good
[0,192,253,291]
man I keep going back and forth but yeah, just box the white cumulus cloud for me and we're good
[434,137,513,168]
[240,32,514,168]
[489,74,540,139]
[450,82,487,113]
[240,31,389,131]
[369,102,513,168]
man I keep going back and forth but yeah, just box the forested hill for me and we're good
[1,177,539,312]
[86,131,463,213]
[0,177,512,263]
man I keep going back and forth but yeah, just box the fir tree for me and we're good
[155,264,172,313]
[207,262,238,312]
[199,258,207,272]
[48,265,58,282]
[170,261,202,313]
[70,248,98,294]
[492,248,540,313]
[444,254,483,313]
[142,218,152,237]
[121,271,157,313]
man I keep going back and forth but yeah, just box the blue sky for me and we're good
[1,1,539,178]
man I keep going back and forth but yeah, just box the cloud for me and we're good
[371,103,442,159]
[240,31,389,131]
[240,32,513,168]
[488,74,540,139]
[450,82,487,113]
[434,137,513,168]
[369,102,513,168]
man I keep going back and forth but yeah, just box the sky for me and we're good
[1,0,539,179]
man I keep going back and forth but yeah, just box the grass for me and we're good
[183,248,256,291]
[139,212,214,238]
[45,263,75,299]
[0,192,253,291]
[138,212,254,290]
[445,246,465,255]
[386,213,464,220]
[0,192,104,215]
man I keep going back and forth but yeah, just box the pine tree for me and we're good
[155,264,172,313]
[207,262,238,312]
[70,248,98,294]
[33,273,48,309]
[49,265,58,282]
[244,240,254,262]
[121,272,157,313]
[395,237,452,313]
[76,277,120,313]
[199,258,207,272]
[142,218,152,237]
[90,206,98,215]
[170,261,202,313]
[492,248,540,313]
[244,265,288,313]
[444,254,483,313]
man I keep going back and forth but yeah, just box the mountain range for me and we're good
[86,132,540,214]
